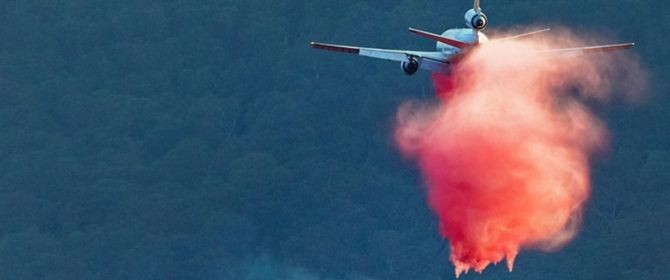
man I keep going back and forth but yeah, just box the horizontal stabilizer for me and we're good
[408,28,473,49]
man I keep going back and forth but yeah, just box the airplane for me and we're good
[310,0,634,76]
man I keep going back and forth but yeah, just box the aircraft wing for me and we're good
[310,42,449,72]
[538,43,635,55]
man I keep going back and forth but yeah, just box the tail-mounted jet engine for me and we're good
[465,9,488,30]
[401,57,420,75]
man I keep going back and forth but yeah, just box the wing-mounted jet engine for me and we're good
[401,57,420,75]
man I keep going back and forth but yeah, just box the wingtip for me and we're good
[309,42,360,54]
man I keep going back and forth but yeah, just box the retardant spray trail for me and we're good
[395,31,644,277]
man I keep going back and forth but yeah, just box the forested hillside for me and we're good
[0,0,667,279]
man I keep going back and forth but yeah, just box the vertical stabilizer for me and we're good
[474,0,481,12]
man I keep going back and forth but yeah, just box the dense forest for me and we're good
[0,0,667,279]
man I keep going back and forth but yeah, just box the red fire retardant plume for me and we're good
[395,31,644,277]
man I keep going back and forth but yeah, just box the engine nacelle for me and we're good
[465,9,488,30]
[401,57,420,75]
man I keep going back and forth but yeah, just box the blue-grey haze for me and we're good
[0,0,667,279]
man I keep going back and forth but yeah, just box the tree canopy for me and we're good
[0,0,667,279]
